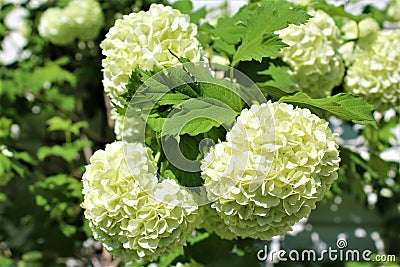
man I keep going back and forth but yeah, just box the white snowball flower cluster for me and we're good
[276,9,344,98]
[38,0,103,46]
[344,29,400,111]
[82,141,201,261]
[112,112,146,142]
[338,18,380,67]
[63,0,104,41]
[100,4,202,108]
[388,0,400,21]
[38,8,74,45]
[201,101,340,240]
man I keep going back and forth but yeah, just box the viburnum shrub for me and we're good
[81,1,383,262]
[2,0,399,266]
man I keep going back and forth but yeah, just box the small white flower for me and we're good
[1,146,14,157]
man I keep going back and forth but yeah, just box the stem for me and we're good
[65,131,71,146]
[230,67,234,82]
[154,150,161,164]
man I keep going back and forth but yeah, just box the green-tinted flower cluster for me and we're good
[81,141,201,261]
[112,112,145,142]
[388,0,400,21]
[198,205,237,240]
[276,10,344,98]
[344,29,400,111]
[201,102,340,240]
[38,0,104,45]
[100,4,202,108]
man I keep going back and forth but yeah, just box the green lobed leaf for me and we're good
[30,61,77,91]
[0,117,13,138]
[69,121,88,136]
[47,117,87,136]
[161,134,204,187]
[258,85,291,100]
[278,92,377,127]
[0,153,13,186]
[29,174,83,238]
[13,151,37,165]
[157,248,184,267]
[171,0,193,14]
[146,115,166,132]
[0,79,24,101]
[312,1,369,22]
[190,7,207,25]
[118,68,157,114]
[157,93,190,107]
[178,60,244,112]
[44,88,75,112]
[212,38,235,57]
[124,67,196,117]
[161,98,237,137]
[200,82,244,113]
[258,62,295,91]
[37,139,92,162]
[227,1,310,65]
[47,116,72,132]
[212,16,247,46]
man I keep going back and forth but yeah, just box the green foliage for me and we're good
[312,0,367,22]
[0,117,13,138]
[278,92,378,127]
[209,0,310,66]
[29,174,82,237]
[0,0,124,264]
[313,0,394,26]
[258,62,295,90]
[0,152,13,186]
[47,116,88,135]
[161,98,236,138]
[1,0,399,265]
[36,117,91,162]
[124,62,243,187]
[171,0,207,25]
[184,234,261,267]
[0,255,13,267]
[37,139,91,162]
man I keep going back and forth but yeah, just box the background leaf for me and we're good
[161,98,237,137]
[279,92,377,127]
[258,62,295,90]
